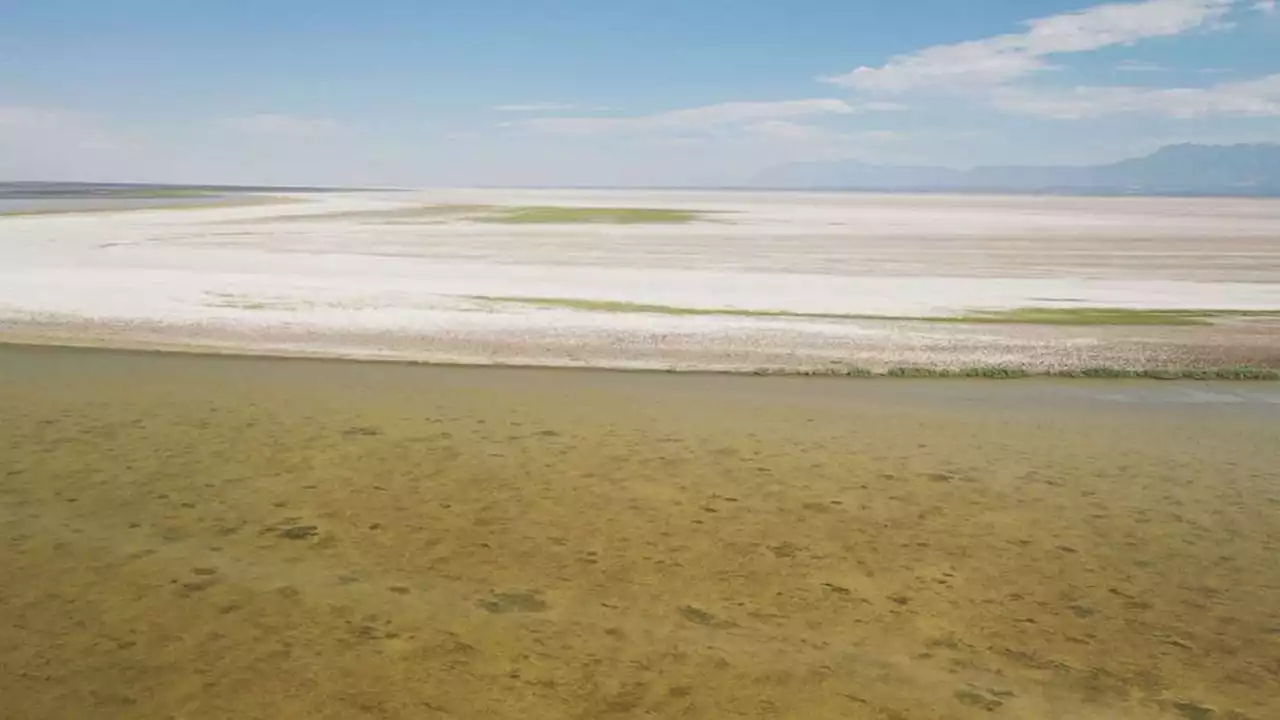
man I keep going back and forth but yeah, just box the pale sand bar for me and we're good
[2,190,1279,372]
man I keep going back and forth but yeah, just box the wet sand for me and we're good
[1,344,1277,719]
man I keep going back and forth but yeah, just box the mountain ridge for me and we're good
[753,143,1280,196]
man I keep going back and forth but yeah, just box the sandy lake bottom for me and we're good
[1,344,1278,719]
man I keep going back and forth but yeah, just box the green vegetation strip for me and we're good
[474,297,834,318]
[964,307,1280,326]
[474,297,1280,326]
[763,366,1280,380]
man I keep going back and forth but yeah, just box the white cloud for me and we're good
[493,102,575,112]
[521,98,898,135]
[993,73,1280,118]
[1116,59,1168,71]
[1255,0,1277,13]
[824,0,1238,91]
[222,113,340,137]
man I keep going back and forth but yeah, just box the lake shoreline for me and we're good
[3,320,1277,379]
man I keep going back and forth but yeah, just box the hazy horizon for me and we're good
[4,139,1280,197]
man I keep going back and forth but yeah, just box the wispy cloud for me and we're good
[745,120,835,142]
[493,102,576,112]
[1116,59,1168,71]
[521,98,900,135]
[744,120,904,144]
[823,0,1237,91]
[1255,0,1277,14]
[993,73,1280,118]
[222,113,341,137]
[863,101,911,111]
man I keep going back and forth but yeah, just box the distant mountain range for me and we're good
[753,143,1280,197]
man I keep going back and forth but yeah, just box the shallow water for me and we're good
[1,345,1277,719]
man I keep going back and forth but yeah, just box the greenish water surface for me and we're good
[1,345,1277,719]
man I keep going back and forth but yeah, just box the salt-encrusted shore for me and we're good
[3,189,1279,374]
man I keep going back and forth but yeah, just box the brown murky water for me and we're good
[1,345,1278,719]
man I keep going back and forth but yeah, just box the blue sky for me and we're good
[1,0,1278,186]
